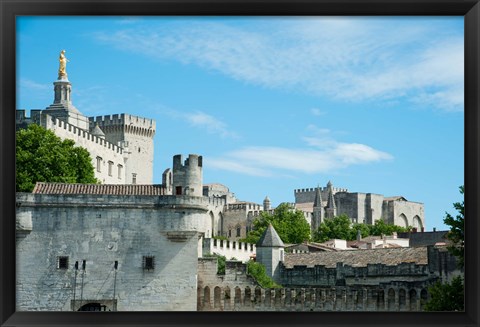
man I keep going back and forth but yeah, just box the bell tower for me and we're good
[45,50,89,130]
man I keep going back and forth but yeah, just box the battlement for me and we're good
[197,283,430,311]
[203,238,256,262]
[89,114,156,138]
[225,203,262,212]
[173,154,203,168]
[44,114,124,154]
[294,186,348,194]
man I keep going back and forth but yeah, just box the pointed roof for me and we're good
[256,224,285,248]
[90,123,105,138]
[313,186,323,208]
[326,181,336,209]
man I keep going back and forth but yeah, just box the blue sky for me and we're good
[16,16,464,231]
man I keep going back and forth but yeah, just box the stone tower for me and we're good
[325,181,337,219]
[172,154,203,196]
[44,59,90,130]
[255,224,285,282]
[90,114,156,184]
[312,186,324,231]
[263,196,271,211]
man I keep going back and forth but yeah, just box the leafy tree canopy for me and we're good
[16,124,98,192]
[241,203,311,245]
[423,276,464,311]
[444,185,464,268]
[246,260,282,289]
[313,215,411,243]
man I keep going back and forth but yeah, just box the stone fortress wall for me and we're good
[294,183,425,230]
[17,110,126,184]
[16,154,213,312]
[90,114,156,185]
[202,238,256,262]
[197,245,459,312]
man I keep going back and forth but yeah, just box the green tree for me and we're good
[313,215,410,243]
[313,214,352,242]
[424,186,464,311]
[16,124,98,192]
[444,185,464,268]
[369,219,410,236]
[242,203,311,245]
[246,260,281,289]
[423,276,464,311]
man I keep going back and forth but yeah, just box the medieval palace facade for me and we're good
[15,53,455,312]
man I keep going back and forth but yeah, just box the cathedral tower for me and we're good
[44,50,90,130]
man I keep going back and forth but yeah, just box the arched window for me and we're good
[214,286,222,309]
[409,289,418,311]
[398,214,408,228]
[387,288,396,310]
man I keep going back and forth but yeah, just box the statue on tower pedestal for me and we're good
[58,50,69,80]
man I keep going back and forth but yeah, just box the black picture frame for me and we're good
[1,1,478,326]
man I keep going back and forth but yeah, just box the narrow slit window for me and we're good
[143,256,155,270]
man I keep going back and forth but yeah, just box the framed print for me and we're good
[1,0,479,326]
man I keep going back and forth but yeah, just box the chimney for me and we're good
[433,227,436,232]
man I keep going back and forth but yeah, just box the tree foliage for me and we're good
[241,203,311,245]
[246,260,282,289]
[312,215,410,243]
[369,219,411,236]
[16,124,98,192]
[444,185,464,269]
[424,186,464,311]
[423,276,464,311]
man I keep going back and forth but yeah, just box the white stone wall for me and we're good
[90,114,156,185]
[16,193,210,311]
[42,115,126,184]
[383,199,425,230]
[203,238,256,262]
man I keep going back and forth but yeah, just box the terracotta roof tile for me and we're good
[32,182,167,195]
[284,246,428,268]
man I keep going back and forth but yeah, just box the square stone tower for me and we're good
[90,114,156,184]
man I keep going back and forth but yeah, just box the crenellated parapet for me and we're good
[172,154,203,197]
[89,114,156,138]
[197,284,432,311]
[44,114,124,154]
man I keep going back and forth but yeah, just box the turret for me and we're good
[263,196,271,211]
[312,186,324,231]
[172,154,203,197]
[325,181,337,219]
[256,224,285,282]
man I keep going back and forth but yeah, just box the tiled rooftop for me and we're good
[32,182,168,195]
[283,246,428,268]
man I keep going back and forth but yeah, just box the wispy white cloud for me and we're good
[207,126,392,177]
[161,108,239,139]
[19,78,49,91]
[93,17,464,112]
[311,108,326,116]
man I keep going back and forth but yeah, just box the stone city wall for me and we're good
[16,193,209,311]
[203,238,256,262]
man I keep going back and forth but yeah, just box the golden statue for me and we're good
[58,50,69,79]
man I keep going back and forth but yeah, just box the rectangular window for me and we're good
[175,186,182,195]
[117,164,123,179]
[228,230,232,237]
[108,161,113,176]
[57,256,69,269]
[236,227,241,237]
[132,173,137,185]
[96,157,102,172]
[143,256,155,270]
